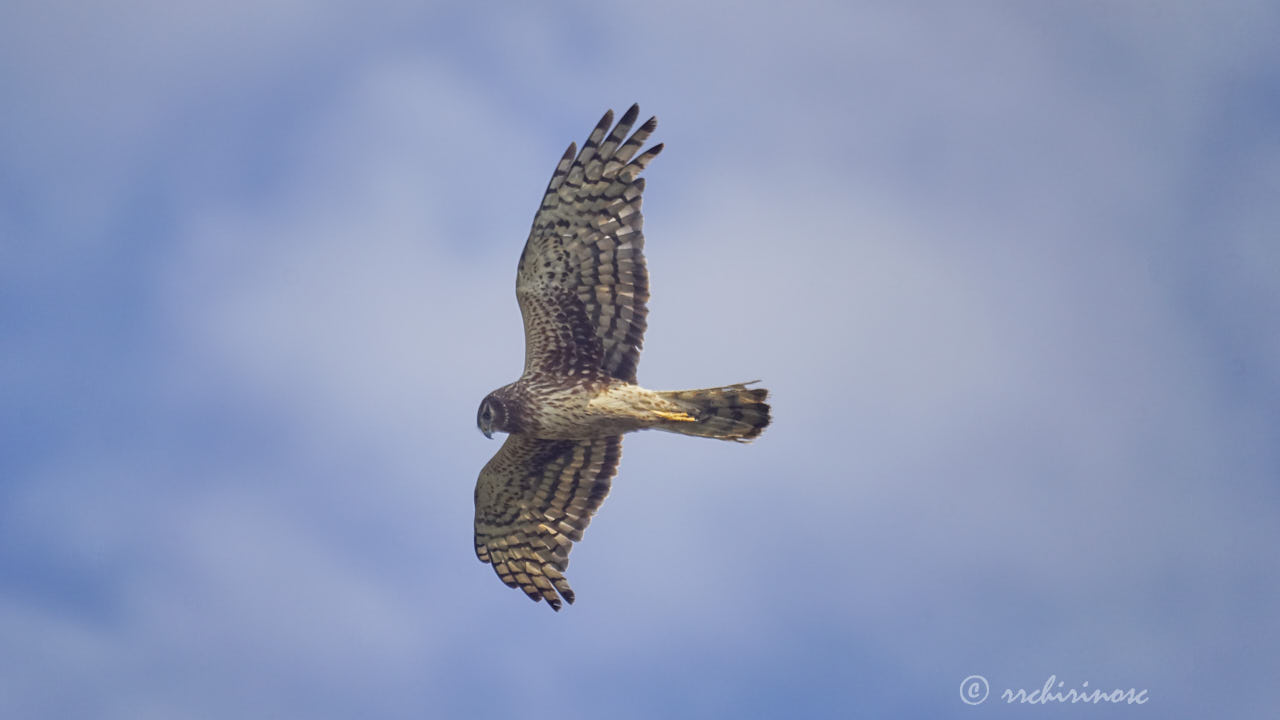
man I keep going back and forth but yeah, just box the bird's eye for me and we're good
[482,405,493,421]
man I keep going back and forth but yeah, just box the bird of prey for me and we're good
[473,105,771,610]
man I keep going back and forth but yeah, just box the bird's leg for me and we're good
[653,410,696,422]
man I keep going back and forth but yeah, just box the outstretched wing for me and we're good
[516,105,662,383]
[474,434,622,610]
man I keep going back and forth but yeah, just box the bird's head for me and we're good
[476,393,509,439]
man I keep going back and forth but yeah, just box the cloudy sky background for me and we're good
[3,2,1278,718]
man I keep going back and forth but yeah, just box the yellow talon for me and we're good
[655,410,696,423]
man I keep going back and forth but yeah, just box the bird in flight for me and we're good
[473,105,771,610]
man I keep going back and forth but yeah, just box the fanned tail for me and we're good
[655,382,771,442]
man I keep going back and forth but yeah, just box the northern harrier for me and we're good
[474,105,771,610]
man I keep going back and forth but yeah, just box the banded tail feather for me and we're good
[656,382,771,441]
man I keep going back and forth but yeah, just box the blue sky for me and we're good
[3,1,1278,718]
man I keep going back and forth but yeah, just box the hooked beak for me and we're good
[482,428,493,439]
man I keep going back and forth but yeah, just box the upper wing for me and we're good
[474,434,622,610]
[516,105,663,383]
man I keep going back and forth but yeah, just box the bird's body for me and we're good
[473,105,771,610]
[484,377,754,439]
